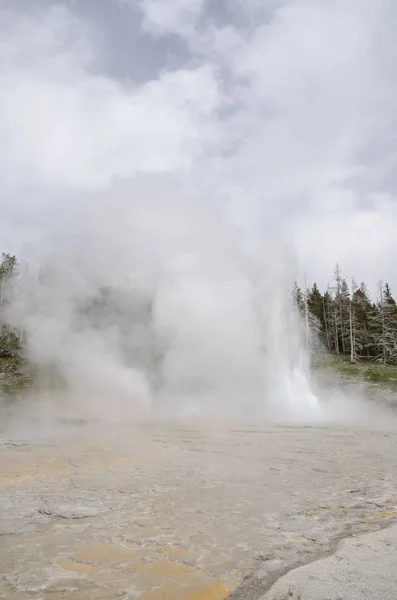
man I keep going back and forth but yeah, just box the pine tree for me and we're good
[349,279,363,363]
[0,253,19,333]
[384,283,396,308]
[381,282,397,363]
[306,283,324,352]
[307,283,323,323]
[333,265,344,353]
[352,283,373,359]
[322,286,334,351]
[371,282,397,364]
[292,280,323,354]
[292,281,304,317]
[339,278,351,354]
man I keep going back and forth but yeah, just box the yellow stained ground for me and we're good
[55,542,233,599]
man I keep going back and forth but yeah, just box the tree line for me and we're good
[1,252,397,368]
[294,265,397,364]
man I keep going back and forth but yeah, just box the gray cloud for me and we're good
[1,0,396,287]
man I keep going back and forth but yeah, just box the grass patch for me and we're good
[315,354,397,392]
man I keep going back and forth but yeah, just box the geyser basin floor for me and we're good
[1,421,397,600]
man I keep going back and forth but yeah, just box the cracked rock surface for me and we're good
[261,523,397,600]
[0,419,397,599]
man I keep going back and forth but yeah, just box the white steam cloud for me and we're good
[1,1,396,423]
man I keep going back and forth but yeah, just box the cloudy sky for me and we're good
[1,0,397,296]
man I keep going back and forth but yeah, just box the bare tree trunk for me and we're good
[304,273,310,351]
[0,272,5,332]
[334,314,340,354]
[378,281,387,364]
[334,264,345,353]
[349,301,354,362]
[323,297,331,351]
[350,279,356,363]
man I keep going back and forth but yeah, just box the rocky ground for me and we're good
[1,396,397,600]
[261,523,397,600]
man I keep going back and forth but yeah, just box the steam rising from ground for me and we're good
[1,1,397,427]
[8,179,322,423]
[7,184,394,429]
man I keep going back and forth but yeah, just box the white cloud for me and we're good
[0,5,221,192]
[291,195,397,296]
[187,0,397,291]
[1,0,396,291]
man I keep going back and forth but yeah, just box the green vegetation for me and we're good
[1,250,397,396]
[0,252,35,396]
[319,355,397,392]
[294,264,397,366]
[0,334,35,396]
